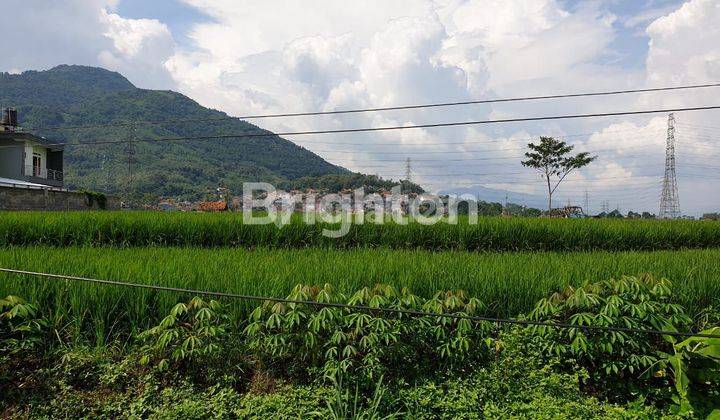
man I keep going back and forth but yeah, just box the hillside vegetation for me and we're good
[0,65,347,200]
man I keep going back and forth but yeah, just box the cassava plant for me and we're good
[0,295,48,356]
[0,295,49,404]
[526,274,691,399]
[244,283,494,383]
[137,297,231,373]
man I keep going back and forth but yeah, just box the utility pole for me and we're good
[404,157,412,183]
[125,143,137,180]
[659,113,680,219]
[102,151,113,191]
[583,189,589,215]
[124,125,139,199]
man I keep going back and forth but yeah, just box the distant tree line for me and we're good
[452,199,542,217]
[277,173,425,194]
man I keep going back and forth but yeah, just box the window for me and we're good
[32,152,42,177]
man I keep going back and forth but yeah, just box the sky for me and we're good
[2,0,719,215]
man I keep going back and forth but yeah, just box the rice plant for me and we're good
[0,211,719,251]
[0,246,718,344]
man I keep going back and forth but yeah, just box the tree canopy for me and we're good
[522,136,596,211]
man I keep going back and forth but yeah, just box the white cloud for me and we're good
[0,0,176,89]
[100,10,169,57]
[283,35,357,102]
[165,0,698,212]
[646,0,720,86]
[167,0,620,144]
[98,10,176,88]
[358,15,470,108]
[4,0,720,213]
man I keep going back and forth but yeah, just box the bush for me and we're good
[0,295,48,356]
[80,190,107,209]
[399,330,662,419]
[245,283,494,383]
[661,326,720,417]
[1,296,50,409]
[136,296,244,385]
[526,275,692,400]
[1,281,717,417]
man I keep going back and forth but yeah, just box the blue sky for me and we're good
[115,0,207,45]
[2,0,719,214]
[113,0,685,73]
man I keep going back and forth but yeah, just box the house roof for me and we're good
[0,131,64,150]
[198,201,228,212]
[0,177,61,189]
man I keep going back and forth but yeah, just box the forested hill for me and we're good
[0,65,349,200]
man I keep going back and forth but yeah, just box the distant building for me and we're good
[0,108,64,189]
[158,201,176,211]
[198,201,228,212]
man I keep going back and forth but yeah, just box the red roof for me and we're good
[198,201,228,212]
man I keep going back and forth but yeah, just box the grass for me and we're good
[1,246,718,344]
[1,211,720,251]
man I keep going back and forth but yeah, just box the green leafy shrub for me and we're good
[245,284,494,383]
[526,274,692,399]
[659,326,720,417]
[0,295,48,355]
[80,190,107,209]
[0,295,50,409]
[137,297,232,374]
[32,377,334,419]
[399,330,663,419]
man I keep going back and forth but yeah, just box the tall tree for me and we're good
[521,137,596,212]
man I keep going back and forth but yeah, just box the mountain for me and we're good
[0,65,349,201]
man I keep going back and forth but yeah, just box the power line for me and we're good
[0,129,673,152]
[313,152,716,163]
[32,104,720,148]
[341,159,720,171]
[306,140,662,155]
[291,127,665,146]
[437,177,663,185]
[312,145,717,158]
[1,267,717,338]
[675,122,720,131]
[25,82,720,132]
[368,172,664,180]
[675,132,720,142]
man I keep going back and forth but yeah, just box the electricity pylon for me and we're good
[659,113,680,219]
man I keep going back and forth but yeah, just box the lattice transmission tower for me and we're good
[659,113,680,219]
[404,157,412,183]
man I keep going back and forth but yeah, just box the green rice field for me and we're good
[1,246,719,344]
[1,211,720,251]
